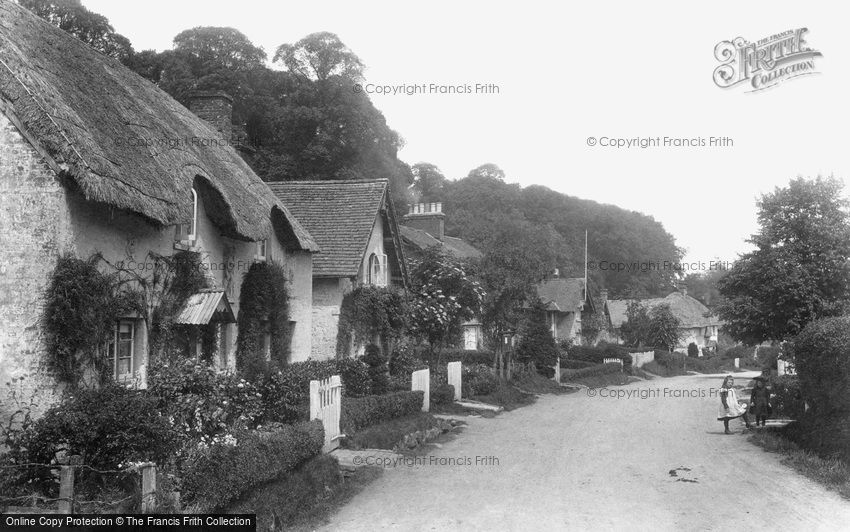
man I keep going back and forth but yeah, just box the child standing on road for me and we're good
[717,375,751,434]
[750,377,771,427]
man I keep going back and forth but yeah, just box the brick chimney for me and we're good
[188,91,233,141]
[403,202,445,241]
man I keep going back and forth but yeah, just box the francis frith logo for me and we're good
[713,28,822,92]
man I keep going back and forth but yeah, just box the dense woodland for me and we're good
[21,0,684,299]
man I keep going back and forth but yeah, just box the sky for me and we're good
[85,0,850,266]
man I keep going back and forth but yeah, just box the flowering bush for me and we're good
[462,364,501,397]
[148,357,263,441]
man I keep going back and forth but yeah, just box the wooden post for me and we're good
[140,462,156,513]
[411,368,430,412]
[553,356,561,384]
[57,455,81,514]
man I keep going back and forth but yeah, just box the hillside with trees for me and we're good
[24,0,682,299]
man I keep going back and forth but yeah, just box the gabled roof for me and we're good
[268,179,403,278]
[535,277,588,313]
[0,2,316,251]
[399,225,483,260]
[606,291,721,329]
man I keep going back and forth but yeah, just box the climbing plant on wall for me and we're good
[236,260,290,377]
[43,254,127,386]
[336,285,408,358]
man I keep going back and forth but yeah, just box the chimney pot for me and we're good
[403,203,446,241]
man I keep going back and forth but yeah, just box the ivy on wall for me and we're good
[336,285,408,358]
[236,260,290,377]
[42,254,127,386]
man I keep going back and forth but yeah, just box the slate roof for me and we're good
[268,179,396,278]
[399,225,483,259]
[0,2,316,250]
[535,278,587,313]
[606,292,721,329]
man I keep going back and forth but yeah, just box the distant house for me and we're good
[0,1,318,415]
[399,202,484,350]
[534,276,595,344]
[603,287,721,353]
[269,179,409,359]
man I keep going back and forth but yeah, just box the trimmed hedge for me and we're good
[560,359,595,370]
[181,420,324,511]
[259,359,372,424]
[462,363,501,397]
[415,347,494,367]
[564,363,623,380]
[771,375,805,419]
[340,391,425,433]
[568,344,634,366]
[431,384,455,405]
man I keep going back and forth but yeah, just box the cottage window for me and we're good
[368,253,388,287]
[106,320,135,380]
[255,239,268,261]
[175,188,198,244]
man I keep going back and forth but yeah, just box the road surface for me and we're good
[318,372,850,531]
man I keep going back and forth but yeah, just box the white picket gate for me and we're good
[447,361,462,401]
[602,357,624,368]
[411,368,430,412]
[310,375,342,453]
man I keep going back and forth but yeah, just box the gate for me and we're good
[310,375,342,453]
[411,368,430,412]
[447,361,462,401]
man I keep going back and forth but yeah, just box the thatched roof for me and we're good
[606,292,721,329]
[0,2,317,250]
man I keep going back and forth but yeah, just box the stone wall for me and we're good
[0,113,73,419]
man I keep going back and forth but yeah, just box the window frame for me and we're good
[106,320,135,381]
[175,188,198,245]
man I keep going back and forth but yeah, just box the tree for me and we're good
[479,218,560,378]
[273,32,365,82]
[410,163,448,203]
[717,176,850,344]
[467,163,506,181]
[516,300,559,375]
[620,302,680,350]
[408,248,484,362]
[20,0,133,61]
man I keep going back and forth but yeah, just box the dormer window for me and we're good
[175,188,198,245]
[255,239,268,262]
[368,253,388,287]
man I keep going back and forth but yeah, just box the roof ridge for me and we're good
[268,178,389,186]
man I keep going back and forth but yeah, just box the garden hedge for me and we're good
[181,420,324,511]
[340,391,424,433]
[565,362,623,379]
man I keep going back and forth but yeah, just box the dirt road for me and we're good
[318,372,850,531]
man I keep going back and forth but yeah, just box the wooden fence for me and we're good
[1,460,161,515]
[447,361,462,401]
[602,357,624,368]
[310,375,342,453]
[411,368,430,412]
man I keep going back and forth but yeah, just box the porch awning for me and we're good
[174,290,235,325]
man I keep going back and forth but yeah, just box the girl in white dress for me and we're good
[717,375,751,434]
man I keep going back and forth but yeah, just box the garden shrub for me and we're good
[336,285,408,357]
[721,344,754,360]
[20,385,178,470]
[340,391,424,433]
[565,363,623,380]
[687,342,699,357]
[181,420,323,511]
[756,345,782,371]
[362,344,390,395]
[236,261,291,377]
[462,364,501,397]
[560,359,595,370]
[568,343,633,366]
[431,384,455,405]
[258,359,372,424]
[771,375,805,419]
[148,357,264,440]
[794,316,850,419]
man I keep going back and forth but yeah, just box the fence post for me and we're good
[140,462,156,513]
[411,368,430,412]
[58,455,81,514]
[734,357,740,369]
[553,357,561,384]
[447,361,462,401]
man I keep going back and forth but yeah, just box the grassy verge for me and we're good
[749,428,850,500]
[471,383,536,410]
[342,413,444,450]
[225,454,382,532]
[512,371,573,395]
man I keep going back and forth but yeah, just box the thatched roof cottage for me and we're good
[0,1,318,409]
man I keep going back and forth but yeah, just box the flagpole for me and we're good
[584,229,588,299]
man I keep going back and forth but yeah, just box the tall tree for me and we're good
[717,176,850,344]
[410,163,448,203]
[20,0,133,60]
[273,32,365,81]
